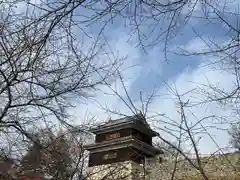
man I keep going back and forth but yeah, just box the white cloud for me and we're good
[183,37,210,53]
[12,0,43,14]
[182,0,201,15]
[216,0,240,12]
[140,35,237,155]
[70,33,143,123]
[71,34,236,155]
[147,60,235,154]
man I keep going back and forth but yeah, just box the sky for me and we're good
[69,0,240,155]
[12,0,240,156]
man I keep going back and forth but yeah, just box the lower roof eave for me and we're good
[84,137,161,156]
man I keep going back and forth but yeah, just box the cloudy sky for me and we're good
[13,0,240,155]
[69,0,240,155]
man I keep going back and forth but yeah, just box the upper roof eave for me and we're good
[89,122,158,137]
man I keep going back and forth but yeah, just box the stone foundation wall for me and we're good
[87,153,240,180]
[145,153,240,180]
[87,161,144,180]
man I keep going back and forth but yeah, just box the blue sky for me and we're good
[14,0,240,155]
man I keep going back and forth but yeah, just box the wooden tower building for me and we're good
[84,113,162,180]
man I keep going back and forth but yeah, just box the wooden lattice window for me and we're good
[105,132,120,140]
[103,152,117,160]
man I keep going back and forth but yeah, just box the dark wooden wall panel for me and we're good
[132,129,152,145]
[88,147,144,167]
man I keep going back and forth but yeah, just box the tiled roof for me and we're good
[96,113,150,128]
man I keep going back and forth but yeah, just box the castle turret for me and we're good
[84,113,162,180]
